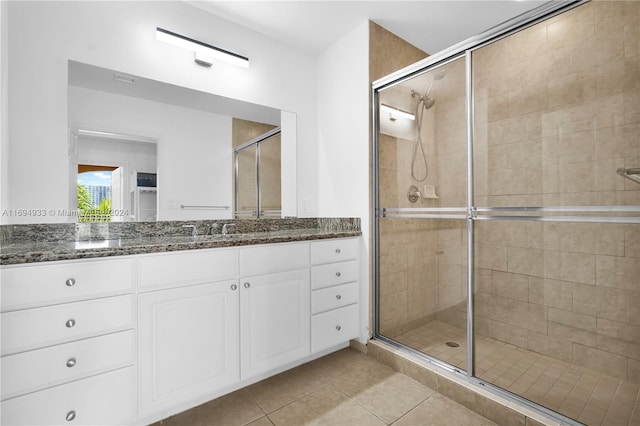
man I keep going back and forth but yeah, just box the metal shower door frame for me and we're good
[371,0,604,424]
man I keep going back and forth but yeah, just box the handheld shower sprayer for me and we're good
[409,68,446,182]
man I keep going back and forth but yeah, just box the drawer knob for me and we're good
[335,272,341,277]
[66,411,76,422]
[65,278,76,287]
[336,294,342,300]
[336,325,341,331]
[65,319,76,328]
[335,248,341,254]
[66,358,76,368]
[244,282,251,288]
[230,284,238,290]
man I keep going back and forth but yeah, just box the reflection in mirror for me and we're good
[74,131,158,223]
[233,120,281,218]
[67,60,286,222]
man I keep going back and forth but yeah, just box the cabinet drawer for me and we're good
[1,330,135,400]
[1,258,135,312]
[311,304,359,353]
[311,260,358,290]
[311,282,358,315]
[310,238,359,265]
[139,248,237,290]
[1,295,134,355]
[1,366,135,426]
[239,242,309,276]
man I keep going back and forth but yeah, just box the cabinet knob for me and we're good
[244,282,251,288]
[230,284,238,291]
[65,319,76,328]
[66,358,76,368]
[335,325,341,331]
[335,272,341,277]
[65,278,76,287]
[336,294,342,300]
[66,411,76,422]
[335,248,341,254]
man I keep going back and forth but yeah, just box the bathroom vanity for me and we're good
[0,220,361,425]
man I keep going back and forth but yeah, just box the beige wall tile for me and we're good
[379,270,408,297]
[629,292,640,326]
[573,343,629,380]
[476,293,547,334]
[491,271,529,302]
[573,283,628,323]
[548,307,597,346]
[508,247,544,277]
[528,277,544,305]
[596,123,640,159]
[527,331,573,363]
[475,244,508,272]
[542,279,573,311]
[596,255,640,291]
[625,225,640,259]
[629,358,640,383]
[597,318,640,359]
[543,250,595,285]
[491,320,528,348]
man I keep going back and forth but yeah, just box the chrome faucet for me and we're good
[221,223,236,235]
[182,224,198,237]
[206,223,219,235]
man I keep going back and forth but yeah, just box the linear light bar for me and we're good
[156,27,249,68]
[380,104,415,121]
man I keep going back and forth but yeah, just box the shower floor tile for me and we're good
[392,320,640,426]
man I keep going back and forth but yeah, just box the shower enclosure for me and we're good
[234,127,282,218]
[373,1,639,425]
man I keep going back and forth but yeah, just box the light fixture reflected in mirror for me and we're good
[156,27,250,68]
[380,104,415,121]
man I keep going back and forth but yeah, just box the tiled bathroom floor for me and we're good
[154,348,497,426]
[394,320,640,426]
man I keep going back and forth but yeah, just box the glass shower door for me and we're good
[471,1,640,424]
[376,56,470,372]
[234,129,282,218]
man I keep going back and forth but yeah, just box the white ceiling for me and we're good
[189,0,549,55]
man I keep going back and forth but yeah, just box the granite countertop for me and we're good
[0,227,362,265]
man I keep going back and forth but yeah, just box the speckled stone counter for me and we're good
[0,218,361,265]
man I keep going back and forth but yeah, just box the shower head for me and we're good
[422,96,435,109]
[434,69,447,81]
[411,89,436,110]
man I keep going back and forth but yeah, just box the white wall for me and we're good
[3,1,317,223]
[69,85,233,220]
[0,1,8,216]
[316,21,370,343]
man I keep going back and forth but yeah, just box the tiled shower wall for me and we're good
[472,0,639,384]
[379,0,639,384]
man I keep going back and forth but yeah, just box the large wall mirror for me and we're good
[67,60,296,222]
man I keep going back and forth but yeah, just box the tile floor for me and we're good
[394,320,640,426]
[154,348,497,426]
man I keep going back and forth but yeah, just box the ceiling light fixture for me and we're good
[381,104,415,121]
[156,27,249,68]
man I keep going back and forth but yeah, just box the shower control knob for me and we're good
[336,294,342,300]
[335,325,341,331]
[335,248,341,254]
[65,319,76,328]
[65,278,76,287]
[335,272,341,277]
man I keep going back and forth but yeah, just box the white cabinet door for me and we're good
[240,269,310,380]
[138,281,239,419]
